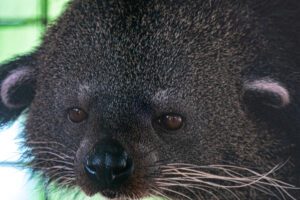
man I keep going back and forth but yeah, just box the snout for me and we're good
[84,139,134,190]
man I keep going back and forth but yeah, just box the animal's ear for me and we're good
[0,53,36,125]
[243,78,290,109]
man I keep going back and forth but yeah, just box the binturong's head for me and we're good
[0,0,300,199]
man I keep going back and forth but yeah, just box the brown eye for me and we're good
[68,108,88,123]
[156,113,184,131]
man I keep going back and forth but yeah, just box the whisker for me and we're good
[157,179,243,200]
[159,186,194,200]
[34,165,74,171]
[149,187,171,200]
[30,158,74,168]
[31,151,73,161]
[156,162,298,200]
[161,164,297,189]
[156,180,218,200]
[30,147,74,159]
[26,140,70,148]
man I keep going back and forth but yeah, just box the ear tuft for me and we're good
[0,53,36,125]
[243,78,290,108]
[1,67,35,109]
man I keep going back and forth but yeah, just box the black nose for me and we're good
[84,139,134,189]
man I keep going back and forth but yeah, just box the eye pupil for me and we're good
[158,114,183,131]
[68,108,88,123]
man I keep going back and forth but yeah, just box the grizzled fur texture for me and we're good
[0,0,300,199]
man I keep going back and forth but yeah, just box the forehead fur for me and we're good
[153,89,172,102]
[38,0,262,85]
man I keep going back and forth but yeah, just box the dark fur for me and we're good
[0,0,299,199]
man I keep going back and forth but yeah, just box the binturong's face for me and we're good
[0,0,299,199]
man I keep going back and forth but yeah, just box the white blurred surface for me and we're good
[0,167,32,200]
[0,121,32,200]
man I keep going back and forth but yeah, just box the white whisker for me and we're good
[159,186,194,200]
[30,147,74,160]
[154,162,298,200]
[31,158,74,168]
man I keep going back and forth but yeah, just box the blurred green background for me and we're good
[0,0,70,63]
[0,1,161,200]
[0,0,100,199]
[0,2,75,200]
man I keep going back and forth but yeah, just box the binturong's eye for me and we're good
[67,108,88,123]
[155,113,184,131]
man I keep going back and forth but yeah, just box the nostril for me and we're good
[111,156,134,182]
[84,139,134,189]
[85,164,96,175]
[84,151,106,182]
[84,160,99,182]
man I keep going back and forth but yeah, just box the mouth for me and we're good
[93,182,151,200]
[101,189,118,199]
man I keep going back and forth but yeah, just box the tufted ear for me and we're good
[243,78,290,109]
[0,53,37,125]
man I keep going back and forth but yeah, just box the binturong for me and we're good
[0,0,300,199]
